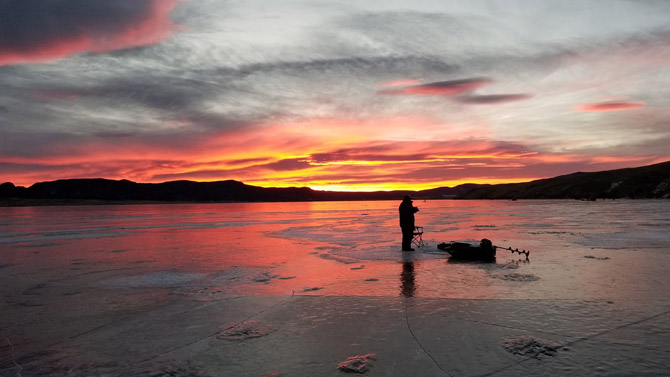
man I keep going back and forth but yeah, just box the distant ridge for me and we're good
[0,178,481,203]
[1,161,669,204]
[462,161,670,199]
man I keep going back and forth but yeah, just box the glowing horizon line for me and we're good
[248,177,542,192]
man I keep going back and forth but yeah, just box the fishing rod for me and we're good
[494,245,530,258]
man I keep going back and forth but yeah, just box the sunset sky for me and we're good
[1,0,669,191]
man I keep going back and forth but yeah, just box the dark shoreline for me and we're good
[0,199,198,207]
[2,197,667,208]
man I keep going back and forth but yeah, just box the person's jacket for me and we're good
[399,200,419,228]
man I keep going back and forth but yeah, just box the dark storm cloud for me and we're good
[0,0,178,65]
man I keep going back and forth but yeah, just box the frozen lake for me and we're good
[1,200,669,376]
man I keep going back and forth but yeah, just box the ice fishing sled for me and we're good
[437,238,530,261]
[437,239,496,261]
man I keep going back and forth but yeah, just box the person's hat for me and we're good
[403,195,412,201]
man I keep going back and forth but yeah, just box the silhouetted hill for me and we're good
[1,161,668,204]
[462,161,670,199]
[0,178,481,203]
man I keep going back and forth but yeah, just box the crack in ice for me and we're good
[404,299,454,377]
[3,334,23,377]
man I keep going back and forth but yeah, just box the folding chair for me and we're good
[412,226,424,248]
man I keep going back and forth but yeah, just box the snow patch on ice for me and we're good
[217,321,274,341]
[501,336,563,358]
[337,353,376,373]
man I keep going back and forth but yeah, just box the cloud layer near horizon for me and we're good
[1,0,669,190]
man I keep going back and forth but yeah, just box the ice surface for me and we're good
[99,270,204,288]
[1,200,669,376]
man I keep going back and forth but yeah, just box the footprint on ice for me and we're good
[337,353,376,373]
[501,336,563,358]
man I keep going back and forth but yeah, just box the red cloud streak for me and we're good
[0,0,179,66]
[577,101,645,112]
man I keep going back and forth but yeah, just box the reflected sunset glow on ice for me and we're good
[2,200,668,301]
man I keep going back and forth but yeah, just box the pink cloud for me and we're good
[577,101,645,112]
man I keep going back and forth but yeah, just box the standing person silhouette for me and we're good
[399,195,419,251]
